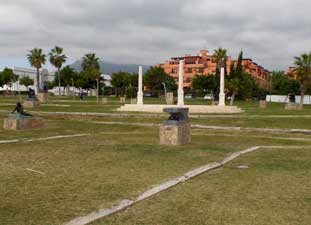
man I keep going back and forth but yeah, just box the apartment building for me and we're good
[158,49,270,88]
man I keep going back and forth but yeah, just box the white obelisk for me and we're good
[218,67,225,106]
[137,66,143,105]
[177,60,184,106]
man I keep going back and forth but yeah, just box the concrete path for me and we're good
[0,134,90,145]
[1,109,311,119]
[92,121,311,135]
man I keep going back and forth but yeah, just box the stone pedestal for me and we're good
[159,107,191,146]
[285,102,299,110]
[37,93,48,103]
[102,97,108,104]
[166,92,174,105]
[211,100,218,105]
[160,123,191,145]
[131,98,137,104]
[259,100,267,108]
[3,114,44,130]
[23,100,40,108]
[120,97,126,104]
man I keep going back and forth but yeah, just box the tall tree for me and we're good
[271,71,299,95]
[214,48,227,69]
[235,51,243,79]
[81,53,100,71]
[144,66,177,91]
[19,76,34,90]
[294,52,311,109]
[27,48,46,93]
[111,72,131,96]
[227,78,240,105]
[49,46,67,95]
[0,68,18,87]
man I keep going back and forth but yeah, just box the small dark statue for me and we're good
[27,88,36,100]
[12,102,32,117]
[289,94,296,103]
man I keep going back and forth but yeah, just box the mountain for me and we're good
[70,61,152,75]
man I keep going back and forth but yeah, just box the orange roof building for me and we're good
[157,49,270,88]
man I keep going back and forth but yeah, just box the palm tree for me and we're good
[214,48,227,69]
[27,48,46,94]
[81,53,100,71]
[294,52,311,109]
[49,46,67,95]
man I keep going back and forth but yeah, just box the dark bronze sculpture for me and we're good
[12,102,32,117]
[27,88,36,100]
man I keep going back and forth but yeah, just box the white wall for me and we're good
[266,95,311,105]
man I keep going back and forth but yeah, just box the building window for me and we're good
[172,69,177,74]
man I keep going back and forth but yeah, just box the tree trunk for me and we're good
[230,93,236,106]
[36,67,40,94]
[58,68,61,96]
[299,90,305,110]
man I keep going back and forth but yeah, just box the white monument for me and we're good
[137,66,143,105]
[177,60,184,106]
[117,64,243,114]
[218,67,225,106]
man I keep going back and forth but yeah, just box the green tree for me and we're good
[294,52,311,109]
[237,72,258,100]
[19,76,34,89]
[111,72,131,96]
[49,46,67,95]
[79,68,101,90]
[79,53,101,93]
[214,48,227,68]
[235,51,243,79]
[60,66,77,87]
[81,53,100,71]
[27,48,46,93]
[0,68,18,88]
[227,78,240,105]
[271,71,299,95]
[144,66,177,91]
[191,74,217,93]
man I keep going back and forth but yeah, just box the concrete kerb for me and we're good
[64,145,306,225]
[90,121,311,135]
[0,134,90,145]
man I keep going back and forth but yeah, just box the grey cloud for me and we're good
[0,0,311,70]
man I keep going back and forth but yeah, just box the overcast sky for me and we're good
[0,0,310,71]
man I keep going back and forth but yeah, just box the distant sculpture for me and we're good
[12,102,32,117]
[289,94,296,103]
[27,88,36,100]
[43,83,48,93]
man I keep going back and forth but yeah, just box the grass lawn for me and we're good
[0,95,310,225]
[94,147,311,225]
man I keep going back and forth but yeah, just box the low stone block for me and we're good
[259,100,267,108]
[102,97,108,104]
[285,102,299,110]
[3,116,44,130]
[23,100,40,108]
[120,97,126,104]
[159,122,191,145]
[37,93,48,103]
[165,92,174,105]
[131,98,137,104]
